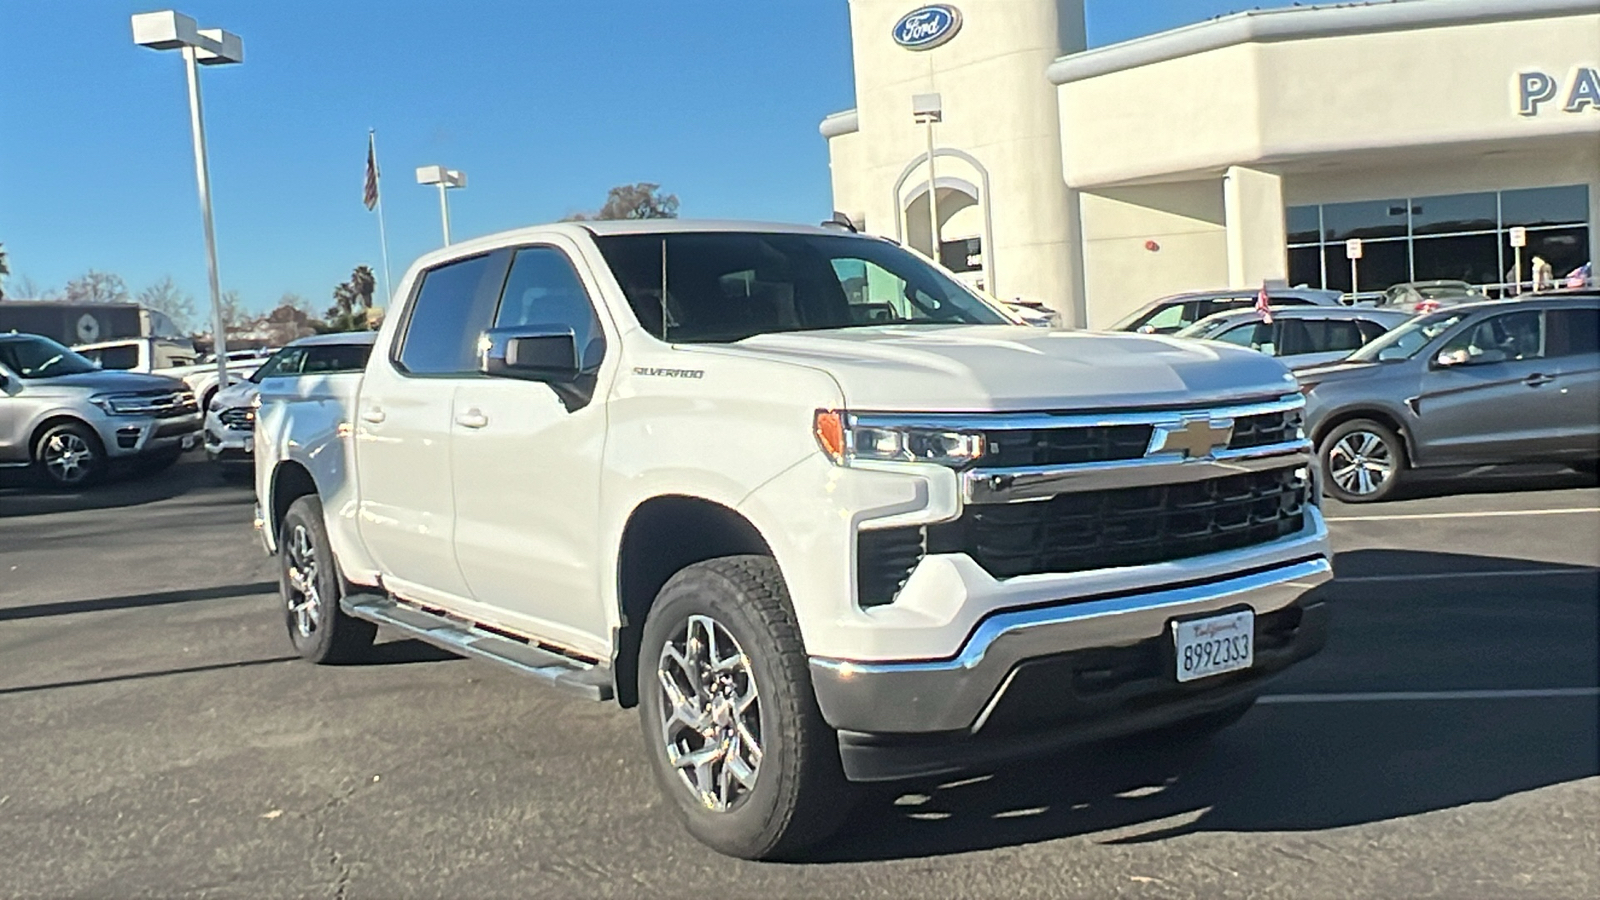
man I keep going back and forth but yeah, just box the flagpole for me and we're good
[369,128,394,306]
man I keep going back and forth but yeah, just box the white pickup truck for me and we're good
[255,220,1330,859]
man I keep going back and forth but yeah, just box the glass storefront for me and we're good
[1287,185,1591,295]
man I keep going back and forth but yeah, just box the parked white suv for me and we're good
[256,221,1330,859]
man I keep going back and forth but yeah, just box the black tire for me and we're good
[637,555,854,860]
[278,495,377,664]
[1319,418,1406,503]
[32,421,105,489]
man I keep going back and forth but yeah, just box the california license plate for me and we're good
[1173,610,1254,683]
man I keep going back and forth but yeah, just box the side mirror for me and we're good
[1436,347,1506,368]
[481,325,581,383]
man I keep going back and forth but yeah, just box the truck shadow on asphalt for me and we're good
[812,549,1600,862]
[0,452,249,518]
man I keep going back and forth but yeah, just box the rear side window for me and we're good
[1546,308,1599,358]
[302,343,373,374]
[494,247,607,370]
[396,253,506,375]
[88,344,141,370]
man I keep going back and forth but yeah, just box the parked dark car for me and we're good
[1297,292,1600,502]
[1176,306,1413,369]
[1111,287,1344,334]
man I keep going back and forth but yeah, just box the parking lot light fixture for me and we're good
[416,165,467,245]
[132,10,244,394]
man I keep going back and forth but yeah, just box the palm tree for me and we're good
[350,265,376,309]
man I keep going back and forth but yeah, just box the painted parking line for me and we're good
[1259,687,1600,704]
[1326,506,1600,523]
[1335,568,1595,583]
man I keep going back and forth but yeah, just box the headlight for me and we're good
[814,410,985,468]
[89,394,160,415]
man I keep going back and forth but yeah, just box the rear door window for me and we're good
[1546,308,1600,358]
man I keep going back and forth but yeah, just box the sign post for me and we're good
[1345,238,1363,300]
[1509,226,1527,295]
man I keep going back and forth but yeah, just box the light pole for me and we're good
[132,10,243,394]
[912,93,943,263]
[416,165,467,245]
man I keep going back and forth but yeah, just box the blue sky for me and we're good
[0,0,1298,317]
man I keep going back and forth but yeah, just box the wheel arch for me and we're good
[29,414,105,461]
[612,494,776,708]
[1311,406,1414,463]
[268,459,319,544]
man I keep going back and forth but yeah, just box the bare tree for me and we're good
[218,289,253,330]
[63,270,130,304]
[0,243,9,300]
[563,183,680,221]
[8,274,48,300]
[137,276,198,333]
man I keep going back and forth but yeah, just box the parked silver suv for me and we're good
[1297,293,1600,502]
[0,333,201,488]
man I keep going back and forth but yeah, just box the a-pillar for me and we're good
[1223,166,1288,288]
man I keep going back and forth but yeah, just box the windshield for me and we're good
[250,343,371,382]
[0,335,102,378]
[1348,312,1467,362]
[592,232,1009,343]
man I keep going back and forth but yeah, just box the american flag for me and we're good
[1254,283,1273,324]
[363,132,379,211]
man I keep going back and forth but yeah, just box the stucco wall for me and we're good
[1079,181,1230,328]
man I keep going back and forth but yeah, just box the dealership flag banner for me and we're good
[365,129,393,304]
[1255,283,1273,324]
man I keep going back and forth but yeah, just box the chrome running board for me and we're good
[342,593,613,701]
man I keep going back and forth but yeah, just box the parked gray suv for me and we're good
[0,333,201,488]
[1297,293,1600,502]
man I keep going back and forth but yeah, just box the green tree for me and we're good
[564,182,680,221]
[63,269,129,304]
[136,276,198,333]
[350,265,376,309]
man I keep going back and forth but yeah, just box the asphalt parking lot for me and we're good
[1,455,1596,899]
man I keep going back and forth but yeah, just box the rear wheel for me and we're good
[279,495,377,664]
[638,555,854,860]
[1320,419,1405,503]
[33,421,104,489]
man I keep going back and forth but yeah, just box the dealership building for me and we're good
[820,0,1600,327]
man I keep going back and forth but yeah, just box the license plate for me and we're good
[1173,610,1254,683]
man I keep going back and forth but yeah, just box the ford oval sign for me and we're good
[892,5,962,51]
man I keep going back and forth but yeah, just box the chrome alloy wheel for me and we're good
[42,432,94,485]
[283,523,323,638]
[1328,429,1394,497]
[656,614,763,812]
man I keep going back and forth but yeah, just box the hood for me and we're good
[707,325,1300,412]
[1293,359,1390,385]
[210,380,260,411]
[19,370,189,395]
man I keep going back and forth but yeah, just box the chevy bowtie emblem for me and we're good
[1148,418,1234,459]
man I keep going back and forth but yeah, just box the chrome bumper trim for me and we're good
[962,440,1310,503]
[808,555,1331,734]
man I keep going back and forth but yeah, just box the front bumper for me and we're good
[810,555,1331,781]
[94,412,202,458]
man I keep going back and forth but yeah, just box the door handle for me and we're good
[1524,373,1556,387]
[360,407,386,424]
[455,409,489,429]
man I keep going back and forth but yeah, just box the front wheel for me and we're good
[278,495,377,664]
[1319,419,1406,503]
[33,421,104,489]
[638,555,854,860]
